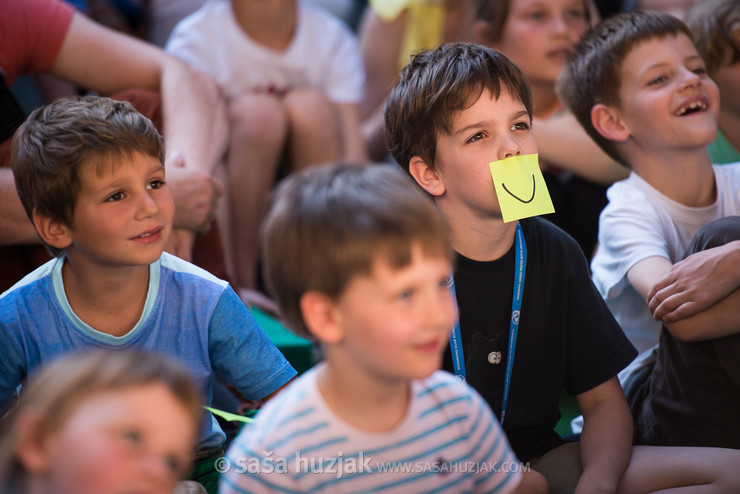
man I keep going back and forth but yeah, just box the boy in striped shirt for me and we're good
[221,163,545,493]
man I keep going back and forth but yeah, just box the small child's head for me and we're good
[558,10,718,167]
[262,163,456,379]
[473,0,592,87]
[11,95,166,257]
[686,0,740,108]
[385,42,532,174]
[0,349,203,494]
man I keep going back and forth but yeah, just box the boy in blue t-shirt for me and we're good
[0,95,296,491]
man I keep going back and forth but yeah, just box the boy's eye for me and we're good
[148,179,166,190]
[511,121,531,131]
[397,289,414,301]
[565,7,586,20]
[105,192,125,202]
[692,67,707,76]
[648,75,667,86]
[466,131,486,144]
[526,10,546,20]
[123,429,142,444]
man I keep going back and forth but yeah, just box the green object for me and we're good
[555,390,580,437]
[250,307,317,374]
[708,128,740,165]
[188,451,222,494]
[205,406,254,424]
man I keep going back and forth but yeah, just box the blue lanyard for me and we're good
[449,222,527,426]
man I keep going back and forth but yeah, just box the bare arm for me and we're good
[52,12,228,233]
[358,8,405,161]
[625,256,672,302]
[575,377,632,494]
[0,169,38,245]
[533,113,629,185]
[648,241,740,322]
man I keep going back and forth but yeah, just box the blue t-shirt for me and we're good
[0,253,297,449]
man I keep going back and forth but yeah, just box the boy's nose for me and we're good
[137,192,161,218]
[678,67,701,90]
[550,14,569,36]
[501,141,522,160]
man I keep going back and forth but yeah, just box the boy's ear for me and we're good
[32,209,72,250]
[591,103,630,142]
[15,411,54,474]
[299,292,344,344]
[409,156,446,197]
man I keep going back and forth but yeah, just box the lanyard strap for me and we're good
[449,222,527,426]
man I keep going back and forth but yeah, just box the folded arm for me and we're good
[630,253,740,341]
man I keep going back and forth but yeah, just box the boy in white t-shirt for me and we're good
[560,9,740,353]
[560,10,740,447]
[166,0,367,296]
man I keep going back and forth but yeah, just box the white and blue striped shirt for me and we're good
[222,364,522,493]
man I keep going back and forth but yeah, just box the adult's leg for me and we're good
[283,88,342,170]
[225,93,288,290]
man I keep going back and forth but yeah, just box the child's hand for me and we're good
[648,241,740,322]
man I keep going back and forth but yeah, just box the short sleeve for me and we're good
[368,0,414,21]
[0,0,75,84]
[591,183,671,299]
[565,247,638,395]
[208,287,296,400]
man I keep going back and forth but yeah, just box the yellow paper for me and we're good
[489,153,555,223]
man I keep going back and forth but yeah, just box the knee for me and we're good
[283,89,338,133]
[227,93,288,145]
[687,216,740,255]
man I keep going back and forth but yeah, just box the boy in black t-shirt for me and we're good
[384,42,740,494]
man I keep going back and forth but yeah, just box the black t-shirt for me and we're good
[443,217,637,462]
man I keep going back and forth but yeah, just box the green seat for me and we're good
[250,307,317,375]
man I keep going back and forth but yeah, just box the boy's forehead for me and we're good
[446,88,528,133]
[621,33,699,80]
[80,151,163,179]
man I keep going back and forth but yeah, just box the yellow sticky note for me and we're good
[489,153,555,223]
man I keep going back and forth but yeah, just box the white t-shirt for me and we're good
[591,164,740,353]
[165,0,364,103]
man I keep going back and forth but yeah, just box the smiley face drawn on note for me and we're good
[502,175,536,204]
[489,154,555,223]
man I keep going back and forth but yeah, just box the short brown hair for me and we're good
[686,0,740,75]
[558,10,692,167]
[261,163,452,340]
[11,95,165,256]
[384,42,532,173]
